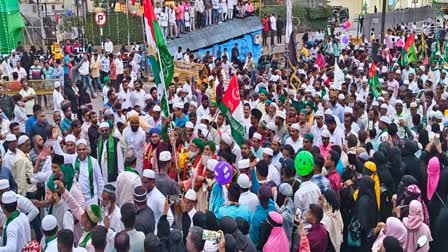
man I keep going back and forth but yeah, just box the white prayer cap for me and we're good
[54,81,61,89]
[321,129,331,138]
[434,111,443,120]
[142,169,156,179]
[380,116,391,124]
[185,121,194,129]
[288,89,296,96]
[380,104,388,110]
[5,134,16,142]
[0,179,9,190]
[410,102,418,108]
[356,96,365,103]
[378,97,385,102]
[237,159,250,169]
[76,139,87,146]
[290,123,300,131]
[207,159,218,172]
[300,84,307,89]
[403,80,410,85]
[176,88,183,94]
[237,174,251,189]
[208,76,214,81]
[395,69,401,74]
[270,102,278,110]
[419,65,425,72]
[104,109,114,116]
[190,101,197,108]
[65,134,76,143]
[275,110,286,120]
[372,101,379,106]
[173,102,184,109]
[17,135,29,145]
[267,122,276,131]
[324,109,333,115]
[200,128,209,137]
[42,215,58,231]
[253,132,262,140]
[221,133,232,145]
[159,151,171,162]
[315,110,324,117]
[338,94,345,100]
[263,148,273,156]
[153,105,161,112]
[184,189,197,201]
[344,107,353,114]
[182,85,190,93]
[304,86,313,93]
[395,99,403,105]
[144,94,152,101]
[2,191,16,204]
[99,122,110,129]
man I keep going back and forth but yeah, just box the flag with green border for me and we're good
[368,61,381,99]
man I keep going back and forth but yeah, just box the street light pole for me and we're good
[380,0,386,44]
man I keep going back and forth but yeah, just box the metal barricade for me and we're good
[1,79,56,96]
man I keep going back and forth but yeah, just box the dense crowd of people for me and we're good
[1,13,448,252]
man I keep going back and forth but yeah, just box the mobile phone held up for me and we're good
[202,230,221,242]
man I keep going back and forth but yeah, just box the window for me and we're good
[52,5,55,10]
[32,5,37,13]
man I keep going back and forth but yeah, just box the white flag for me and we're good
[333,59,345,90]
[285,0,292,44]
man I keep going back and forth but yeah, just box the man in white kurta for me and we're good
[41,215,58,251]
[0,191,31,251]
[116,150,142,208]
[72,140,104,206]
[53,81,65,112]
[98,122,124,184]
[122,117,146,174]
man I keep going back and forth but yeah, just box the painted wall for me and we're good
[195,30,262,67]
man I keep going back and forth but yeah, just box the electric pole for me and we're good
[380,0,386,43]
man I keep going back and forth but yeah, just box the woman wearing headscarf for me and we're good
[403,200,432,252]
[394,184,430,226]
[426,156,448,228]
[388,146,404,189]
[258,211,290,252]
[320,189,344,252]
[372,217,407,251]
[361,161,381,210]
[401,140,426,188]
[372,151,395,221]
[347,176,378,252]
[220,216,257,252]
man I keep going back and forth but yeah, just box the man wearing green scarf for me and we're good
[41,215,58,251]
[0,191,30,250]
[97,121,124,183]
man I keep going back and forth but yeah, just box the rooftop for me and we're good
[166,16,262,54]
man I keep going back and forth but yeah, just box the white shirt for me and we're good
[53,89,65,112]
[78,60,90,76]
[270,16,277,31]
[116,171,142,208]
[122,127,146,174]
[285,137,303,153]
[146,187,173,230]
[330,127,345,147]
[293,181,321,220]
[310,124,327,147]
[118,90,133,109]
[3,150,16,170]
[0,212,31,252]
[131,89,147,108]
[174,51,183,60]
[72,156,104,206]
[19,88,36,115]
[104,41,114,53]
[267,164,281,186]
[42,237,58,252]
[13,67,27,80]
[239,191,260,215]
[159,11,169,27]
[99,138,124,183]
[115,58,124,75]
[100,205,124,233]
[196,105,210,121]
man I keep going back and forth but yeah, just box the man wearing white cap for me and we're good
[116,149,142,208]
[142,169,168,229]
[97,122,124,184]
[14,135,36,196]
[173,102,189,127]
[378,116,391,143]
[285,123,303,153]
[310,111,327,147]
[41,215,58,251]
[181,189,197,228]
[156,150,181,198]
[250,132,264,160]
[73,139,104,206]
[0,179,39,223]
[53,80,65,112]
[237,173,259,215]
[262,148,281,185]
[220,133,242,163]
[3,133,17,171]
[0,191,31,251]
[131,80,147,109]
[147,105,162,129]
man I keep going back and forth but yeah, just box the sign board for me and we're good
[95,12,106,27]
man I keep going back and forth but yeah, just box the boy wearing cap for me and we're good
[0,191,31,251]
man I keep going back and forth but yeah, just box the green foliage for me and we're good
[259,5,331,31]
[83,12,144,45]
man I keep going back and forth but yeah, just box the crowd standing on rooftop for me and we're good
[0,14,448,252]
